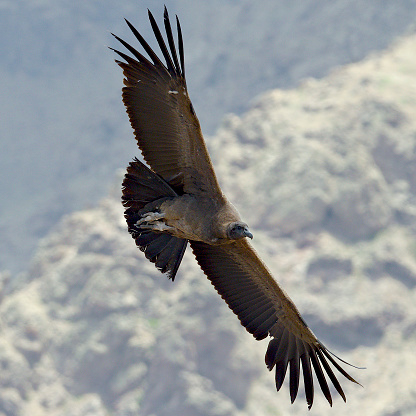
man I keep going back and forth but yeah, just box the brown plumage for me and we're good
[111,7,360,409]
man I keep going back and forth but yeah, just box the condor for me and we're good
[111,7,360,409]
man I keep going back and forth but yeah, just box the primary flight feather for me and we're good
[111,7,360,409]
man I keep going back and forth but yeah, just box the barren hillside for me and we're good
[0,30,416,416]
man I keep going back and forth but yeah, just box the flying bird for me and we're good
[111,7,360,409]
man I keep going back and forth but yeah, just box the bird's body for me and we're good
[157,194,246,244]
[112,7,360,409]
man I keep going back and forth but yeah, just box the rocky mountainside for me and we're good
[3,0,416,274]
[1,31,416,416]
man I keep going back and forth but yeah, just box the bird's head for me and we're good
[227,222,253,240]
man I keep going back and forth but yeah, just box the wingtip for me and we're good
[324,345,366,371]
[175,14,185,78]
[320,346,364,387]
[175,14,182,34]
[327,396,333,407]
[124,18,134,31]
[124,18,135,34]
[147,8,155,22]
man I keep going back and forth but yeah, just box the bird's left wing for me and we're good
[190,239,359,409]
[111,8,223,198]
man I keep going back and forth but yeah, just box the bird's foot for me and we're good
[140,222,174,232]
[135,211,165,225]
[135,211,174,232]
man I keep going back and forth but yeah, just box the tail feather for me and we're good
[144,233,173,259]
[122,158,188,280]
[157,236,188,277]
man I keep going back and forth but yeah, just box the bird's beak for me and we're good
[244,229,253,239]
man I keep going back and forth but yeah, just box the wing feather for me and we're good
[147,9,176,76]
[309,347,332,406]
[316,348,346,402]
[111,32,153,69]
[124,18,164,68]
[289,342,301,403]
[163,7,182,76]
[112,10,222,198]
[301,350,314,409]
[176,15,185,78]
[190,239,359,407]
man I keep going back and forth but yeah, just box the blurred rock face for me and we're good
[211,35,416,243]
[4,0,416,276]
[0,33,416,416]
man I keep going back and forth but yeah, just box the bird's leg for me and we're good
[135,211,175,233]
[138,221,174,232]
[135,211,165,225]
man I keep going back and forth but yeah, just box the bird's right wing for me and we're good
[190,238,359,409]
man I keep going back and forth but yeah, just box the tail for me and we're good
[122,158,188,281]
